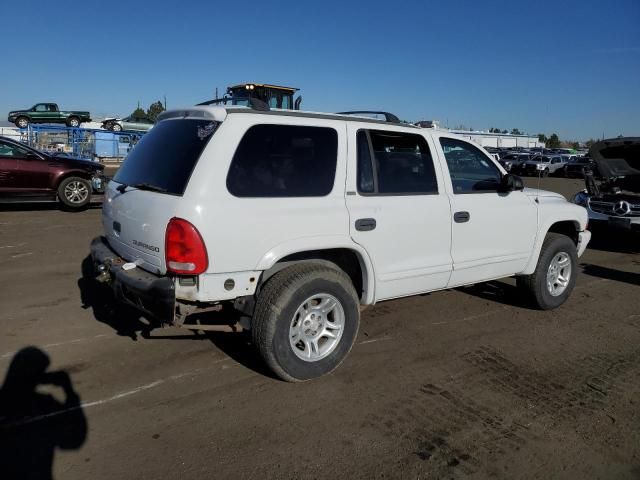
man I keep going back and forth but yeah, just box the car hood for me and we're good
[590,137,640,190]
[522,187,564,199]
[48,153,104,170]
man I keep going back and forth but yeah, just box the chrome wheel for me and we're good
[69,118,80,127]
[289,293,345,362]
[17,118,28,128]
[546,252,572,297]
[64,181,89,204]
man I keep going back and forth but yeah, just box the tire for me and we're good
[112,123,122,132]
[15,116,29,129]
[517,233,578,310]
[67,117,80,128]
[541,169,549,177]
[252,263,360,382]
[57,176,92,210]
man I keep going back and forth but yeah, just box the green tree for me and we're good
[131,107,146,118]
[538,133,547,143]
[510,128,522,135]
[571,142,580,149]
[547,133,561,148]
[501,129,508,134]
[146,101,166,122]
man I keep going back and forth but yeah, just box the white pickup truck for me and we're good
[91,104,591,381]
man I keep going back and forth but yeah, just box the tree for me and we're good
[502,129,508,134]
[571,142,580,149]
[547,133,560,148]
[489,127,502,133]
[585,138,597,148]
[146,101,166,122]
[510,128,522,135]
[131,107,146,118]
[538,133,548,143]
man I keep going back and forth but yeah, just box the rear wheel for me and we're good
[252,263,360,382]
[15,116,29,128]
[57,176,91,210]
[517,233,577,310]
[67,117,80,128]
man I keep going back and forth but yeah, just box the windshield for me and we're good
[113,119,218,195]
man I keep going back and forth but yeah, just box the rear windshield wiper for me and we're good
[116,182,168,194]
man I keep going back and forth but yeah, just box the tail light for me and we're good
[165,218,208,275]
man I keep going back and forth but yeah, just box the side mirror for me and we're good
[501,173,524,192]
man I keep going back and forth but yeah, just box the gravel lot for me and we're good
[1,177,638,479]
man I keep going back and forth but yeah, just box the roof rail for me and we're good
[336,111,401,123]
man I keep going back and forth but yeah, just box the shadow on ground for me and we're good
[457,280,532,309]
[582,264,640,287]
[0,201,102,213]
[0,347,87,480]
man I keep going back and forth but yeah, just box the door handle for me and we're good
[454,211,470,223]
[355,218,376,231]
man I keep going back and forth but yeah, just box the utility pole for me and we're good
[163,95,167,109]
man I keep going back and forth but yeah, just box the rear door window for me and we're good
[113,119,218,195]
[357,129,438,195]
[227,124,338,197]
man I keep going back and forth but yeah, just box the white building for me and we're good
[416,121,544,148]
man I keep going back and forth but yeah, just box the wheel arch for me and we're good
[256,241,375,305]
[521,218,582,275]
[53,170,94,189]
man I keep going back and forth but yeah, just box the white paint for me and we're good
[6,357,233,426]
[358,336,393,345]
[0,334,110,360]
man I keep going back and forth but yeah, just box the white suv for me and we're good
[90,105,591,381]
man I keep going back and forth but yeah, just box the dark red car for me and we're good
[0,136,104,210]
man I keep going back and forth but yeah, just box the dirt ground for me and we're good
[0,177,638,479]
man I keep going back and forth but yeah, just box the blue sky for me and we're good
[2,0,639,140]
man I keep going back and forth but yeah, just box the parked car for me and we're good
[0,136,104,209]
[102,115,155,132]
[563,157,598,178]
[7,103,91,129]
[89,104,590,381]
[572,137,640,231]
[499,153,530,172]
[517,155,567,176]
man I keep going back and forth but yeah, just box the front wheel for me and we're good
[252,263,360,382]
[111,123,122,132]
[15,116,29,129]
[517,233,577,310]
[57,176,91,210]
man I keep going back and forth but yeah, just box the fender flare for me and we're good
[255,235,376,305]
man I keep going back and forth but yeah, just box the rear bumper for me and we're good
[90,236,175,324]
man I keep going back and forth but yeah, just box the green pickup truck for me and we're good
[8,103,92,128]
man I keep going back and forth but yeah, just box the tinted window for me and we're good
[0,141,31,157]
[440,137,502,193]
[227,124,337,197]
[357,131,374,193]
[358,130,437,194]
[113,119,218,195]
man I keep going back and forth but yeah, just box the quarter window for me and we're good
[357,130,438,195]
[227,124,338,197]
[439,137,502,194]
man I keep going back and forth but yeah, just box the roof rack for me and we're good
[336,111,401,123]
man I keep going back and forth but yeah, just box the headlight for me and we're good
[571,191,589,207]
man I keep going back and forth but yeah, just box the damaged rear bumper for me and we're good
[90,236,175,324]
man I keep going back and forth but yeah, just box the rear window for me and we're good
[113,119,218,195]
[226,124,337,197]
